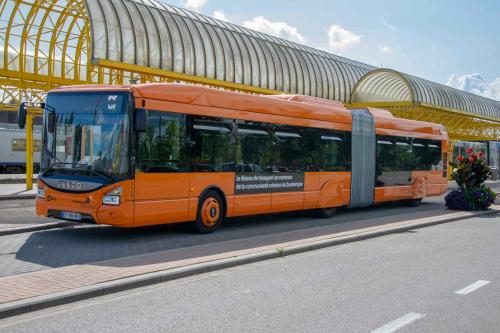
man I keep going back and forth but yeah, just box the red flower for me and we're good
[478,151,484,157]
[457,155,464,162]
[468,157,473,162]
[472,154,478,161]
[466,148,474,155]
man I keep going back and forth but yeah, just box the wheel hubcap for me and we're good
[201,198,220,228]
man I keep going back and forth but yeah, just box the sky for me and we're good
[175,0,500,100]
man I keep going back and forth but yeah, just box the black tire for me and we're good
[405,198,422,207]
[192,190,224,234]
[315,207,337,218]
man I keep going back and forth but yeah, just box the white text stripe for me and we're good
[454,280,490,295]
[371,312,425,333]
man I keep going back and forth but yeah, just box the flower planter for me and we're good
[446,148,497,211]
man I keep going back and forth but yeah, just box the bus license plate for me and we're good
[61,211,82,221]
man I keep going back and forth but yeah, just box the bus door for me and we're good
[270,126,305,212]
[374,136,395,202]
[133,112,190,226]
[376,135,414,201]
[233,122,273,215]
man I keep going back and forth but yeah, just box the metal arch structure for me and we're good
[0,0,376,112]
[350,69,500,141]
[87,0,375,101]
[0,0,91,110]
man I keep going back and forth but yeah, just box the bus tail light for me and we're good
[102,187,122,206]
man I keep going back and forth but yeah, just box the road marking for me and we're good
[454,280,490,295]
[371,312,425,333]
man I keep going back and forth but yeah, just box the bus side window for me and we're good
[376,135,395,172]
[190,116,234,172]
[303,128,350,172]
[376,135,395,186]
[412,138,428,170]
[137,110,188,173]
[304,128,322,172]
[394,137,414,171]
[411,138,442,171]
[321,129,350,172]
[236,121,272,173]
[427,140,442,170]
[272,125,304,172]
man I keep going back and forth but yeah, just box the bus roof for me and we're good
[52,83,446,137]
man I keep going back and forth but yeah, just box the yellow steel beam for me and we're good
[97,59,283,96]
[349,101,500,124]
[0,68,89,86]
[26,111,33,190]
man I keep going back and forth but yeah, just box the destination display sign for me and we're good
[235,172,304,194]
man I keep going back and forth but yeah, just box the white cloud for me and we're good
[379,16,396,31]
[242,16,306,44]
[180,0,207,12]
[326,25,361,51]
[377,45,394,54]
[446,73,500,101]
[213,9,228,22]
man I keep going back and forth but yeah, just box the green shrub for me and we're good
[446,148,497,210]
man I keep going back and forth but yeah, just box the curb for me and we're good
[0,221,73,236]
[0,195,35,201]
[0,207,498,320]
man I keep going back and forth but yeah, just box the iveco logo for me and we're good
[58,180,83,190]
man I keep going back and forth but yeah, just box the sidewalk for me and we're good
[0,183,37,200]
[0,193,68,235]
[0,174,37,184]
[0,206,498,318]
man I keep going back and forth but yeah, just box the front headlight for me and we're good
[102,186,122,206]
[36,188,45,198]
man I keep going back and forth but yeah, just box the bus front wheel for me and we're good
[316,207,337,218]
[193,190,224,234]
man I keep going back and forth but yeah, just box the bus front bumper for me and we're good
[36,180,135,227]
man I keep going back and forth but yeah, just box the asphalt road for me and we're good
[0,195,452,277]
[0,199,54,229]
[1,214,498,332]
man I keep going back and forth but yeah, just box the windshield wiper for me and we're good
[43,162,87,176]
[88,168,113,182]
[43,163,114,182]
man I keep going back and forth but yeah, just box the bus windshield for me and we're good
[41,92,131,181]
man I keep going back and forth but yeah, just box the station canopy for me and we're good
[351,69,500,140]
[1,0,500,140]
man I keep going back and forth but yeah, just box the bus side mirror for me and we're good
[134,109,148,132]
[18,102,27,129]
[47,112,55,133]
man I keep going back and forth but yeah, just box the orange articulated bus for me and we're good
[34,84,448,233]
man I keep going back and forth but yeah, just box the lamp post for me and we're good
[18,103,43,190]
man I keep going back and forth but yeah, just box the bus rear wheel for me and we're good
[316,207,337,218]
[193,191,224,234]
